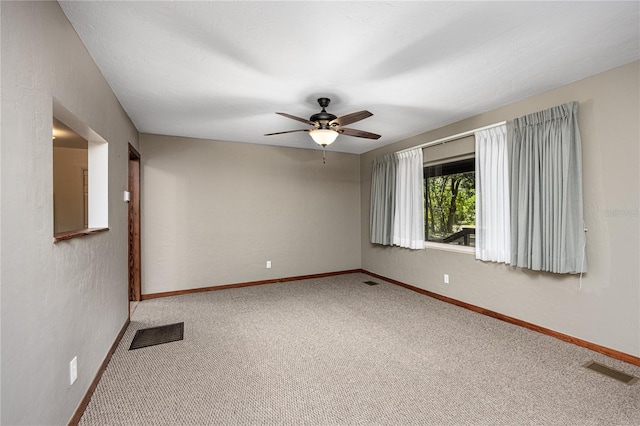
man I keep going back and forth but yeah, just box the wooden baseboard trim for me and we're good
[141,269,363,300]
[363,270,640,367]
[68,318,130,426]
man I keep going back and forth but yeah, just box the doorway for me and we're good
[128,144,141,316]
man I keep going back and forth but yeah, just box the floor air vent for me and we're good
[129,322,184,350]
[364,280,379,286]
[583,361,638,385]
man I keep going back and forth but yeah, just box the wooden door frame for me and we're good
[128,144,141,313]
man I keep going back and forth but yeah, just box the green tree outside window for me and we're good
[424,159,475,246]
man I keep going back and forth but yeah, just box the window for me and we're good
[53,119,88,234]
[424,158,475,247]
[53,99,109,241]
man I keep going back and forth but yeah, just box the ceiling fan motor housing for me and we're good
[310,97,337,128]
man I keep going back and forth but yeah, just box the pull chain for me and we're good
[322,147,326,164]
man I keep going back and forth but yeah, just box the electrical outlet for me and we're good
[444,274,449,284]
[266,261,271,269]
[69,356,78,385]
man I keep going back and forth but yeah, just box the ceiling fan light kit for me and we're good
[309,129,339,146]
[265,97,381,162]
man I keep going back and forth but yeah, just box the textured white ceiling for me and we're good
[59,1,639,154]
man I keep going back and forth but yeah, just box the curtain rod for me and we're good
[396,121,506,154]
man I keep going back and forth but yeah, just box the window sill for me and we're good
[53,227,109,243]
[424,241,475,254]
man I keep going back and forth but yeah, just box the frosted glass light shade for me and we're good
[309,129,338,146]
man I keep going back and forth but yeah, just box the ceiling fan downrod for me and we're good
[310,98,337,128]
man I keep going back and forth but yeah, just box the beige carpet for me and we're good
[80,273,640,425]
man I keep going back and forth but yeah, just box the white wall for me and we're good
[140,134,361,295]
[361,61,640,358]
[1,2,139,424]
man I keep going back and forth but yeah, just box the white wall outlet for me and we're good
[124,190,131,202]
[266,261,272,269]
[444,274,449,284]
[69,356,78,385]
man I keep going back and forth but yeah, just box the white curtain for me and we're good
[475,125,510,263]
[392,149,425,249]
[370,154,397,245]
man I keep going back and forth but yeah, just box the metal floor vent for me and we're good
[364,280,379,286]
[129,322,184,350]
[583,361,638,385]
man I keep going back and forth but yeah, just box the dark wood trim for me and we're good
[362,270,640,367]
[53,227,109,243]
[141,269,362,300]
[128,143,142,304]
[68,318,130,426]
[278,269,361,282]
[128,143,140,159]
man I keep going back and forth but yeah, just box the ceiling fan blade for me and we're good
[331,110,373,127]
[264,129,310,136]
[338,127,381,140]
[276,112,316,126]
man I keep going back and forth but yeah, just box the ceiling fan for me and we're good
[264,98,381,149]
